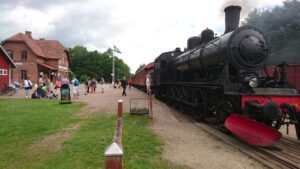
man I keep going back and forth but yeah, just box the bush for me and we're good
[80,75,90,82]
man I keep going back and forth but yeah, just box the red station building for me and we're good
[0,45,16,90]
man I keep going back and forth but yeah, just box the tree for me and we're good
[243,0,300,65]
[135,64,146,74]
[69,45,131,82]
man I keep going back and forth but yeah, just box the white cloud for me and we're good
[0,0,284,73]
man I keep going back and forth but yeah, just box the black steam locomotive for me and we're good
[152,6,300,139]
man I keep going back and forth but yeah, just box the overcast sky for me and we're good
[0,0,284,73]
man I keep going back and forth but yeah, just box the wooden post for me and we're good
[118,99,123,119]
[104,99,123,169]
[149,90,153,117]
[104,142,123,169]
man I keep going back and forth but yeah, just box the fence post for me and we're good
[104,142,123,169]
[149,90,153,117]
[118,99,123,119]
[104,99,123,169]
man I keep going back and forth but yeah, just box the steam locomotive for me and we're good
[133,6,300,141]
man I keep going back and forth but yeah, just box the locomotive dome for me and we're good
[201,28,214,43]
[187,36,201,50]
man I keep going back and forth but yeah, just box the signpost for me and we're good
[60,84,71,104]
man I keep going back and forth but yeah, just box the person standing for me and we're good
[72,77,79,99]
[55,78,61,96]
[100,77,105,93]
[90,78,95,93]
[121,77,127,96]
[87,79,91,93]
[128,78,133,90]
[38,75,44,87]
[84,80,88,95]
[61,76,70,86]
[24,77,33,98]
[44,75,51,92]
[146,73,151,94]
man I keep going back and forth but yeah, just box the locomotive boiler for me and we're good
[152,5,300,143]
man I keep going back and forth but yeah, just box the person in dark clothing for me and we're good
[121,77,127,96]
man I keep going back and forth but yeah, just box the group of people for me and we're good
[84,77,105,95]
[114,76,134,96]
[18,74,151,99]
[31,75,59,99]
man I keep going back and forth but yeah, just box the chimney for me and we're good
[25,31,32,38]
[224,6,241,34]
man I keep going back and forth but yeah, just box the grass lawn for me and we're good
[0,99,84,169]
[0,99,185,169]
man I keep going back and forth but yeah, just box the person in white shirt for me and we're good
[146,73,151,94]
[24,77,33,98]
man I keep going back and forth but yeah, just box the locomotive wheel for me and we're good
[191,89,207,121]
[178,88,187,113]
[216,101,233,133]
[262,101,282,130]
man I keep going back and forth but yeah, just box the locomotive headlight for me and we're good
[249,77,258,88]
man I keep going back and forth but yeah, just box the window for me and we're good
[21,70,27,80]
[7,50,13,59]
[0,69,8,76]
[61,57,65,65]
[21,51,27,61]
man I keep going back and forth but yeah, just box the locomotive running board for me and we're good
[225,114,282,147]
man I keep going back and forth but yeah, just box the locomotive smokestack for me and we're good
[224,5,241,34]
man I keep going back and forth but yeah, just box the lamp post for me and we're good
[111,45,121,88]
[117,68,120,80]
[112,55,115,87]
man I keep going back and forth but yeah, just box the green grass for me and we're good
[0,99,184,169]
[42,114,184,169]
[0,99,84,169]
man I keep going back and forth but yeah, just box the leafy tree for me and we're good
[69,45,131,83]
[79,75,90,82]
[243,0,300,65]
[68,70,76,80]
[135,64,146,74]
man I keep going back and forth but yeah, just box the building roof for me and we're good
[2,31,69,61]
[0,45,16,68]
[37,62,57,70]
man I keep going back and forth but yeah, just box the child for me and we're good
[47,90,57,99]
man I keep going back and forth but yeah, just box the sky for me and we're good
[0,0,284,73]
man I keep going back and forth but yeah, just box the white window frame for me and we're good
[0,69,8,76]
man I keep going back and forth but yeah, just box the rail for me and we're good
[196,122,300,168]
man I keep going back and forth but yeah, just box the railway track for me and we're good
[196,122,300,169]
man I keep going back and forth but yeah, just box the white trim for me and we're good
[0,69,8,76]
[58,66,68,70]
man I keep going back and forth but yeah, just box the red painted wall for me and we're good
[0,54,10,90]
[286,65,300,92]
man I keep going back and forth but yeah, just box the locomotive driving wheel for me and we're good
[216,100,234,133]
[191,89,207,121]
[178,87,187,113]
